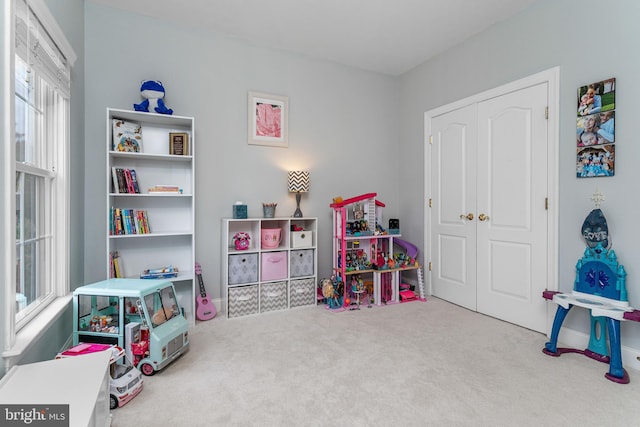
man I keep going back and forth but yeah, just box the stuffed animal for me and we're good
[134,80,173,115]
[151,307,174,325]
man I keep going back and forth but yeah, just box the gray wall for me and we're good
[399,0,640,349]
[83,3,402,295]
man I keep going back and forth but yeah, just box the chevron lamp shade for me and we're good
[287,171,310,193]
[288,171,310,217]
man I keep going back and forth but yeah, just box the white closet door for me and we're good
[476,82,549,332]
[430,104,477,311]
[428,82,550,333]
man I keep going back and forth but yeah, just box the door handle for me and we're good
[478,213,490,221]
[459,213,474,221]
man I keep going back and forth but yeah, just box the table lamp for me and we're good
[287,171,310,218]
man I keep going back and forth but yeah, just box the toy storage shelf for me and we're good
[106,108,196,324]
[222,217,318,318]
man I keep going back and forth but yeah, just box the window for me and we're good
[11,0,75,332]
[145,287,180,327]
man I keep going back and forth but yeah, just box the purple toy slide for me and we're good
[394,238,419,259]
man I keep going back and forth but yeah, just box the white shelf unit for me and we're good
[106,108,196,323]
[222,218,318,318]
[0,351,112,427]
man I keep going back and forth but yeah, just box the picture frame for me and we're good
[353,204,364,219]
[576,78,616,178]
[248,91,288,148]
[169,132,189,155]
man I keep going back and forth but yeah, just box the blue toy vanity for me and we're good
[543,243,640,383]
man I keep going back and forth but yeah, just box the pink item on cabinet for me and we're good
[261,228,282,249]
[261,252,288,281]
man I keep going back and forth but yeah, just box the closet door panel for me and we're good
[476,82,549,333]
[430,104,477,311]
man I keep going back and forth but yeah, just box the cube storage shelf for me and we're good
[106,108,196,324]
[222,217,317,318]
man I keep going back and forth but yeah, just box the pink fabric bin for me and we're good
[261,251,288,281]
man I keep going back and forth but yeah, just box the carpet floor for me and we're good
[111,297,640,426]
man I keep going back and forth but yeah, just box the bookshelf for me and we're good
[106,108,196,323]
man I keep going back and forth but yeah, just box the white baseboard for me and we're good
[214,298,225,316]
[558,326,640,372]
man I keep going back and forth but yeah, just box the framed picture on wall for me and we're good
[247,91,288,148]
[577,144,614,178]
[576,78,616,178]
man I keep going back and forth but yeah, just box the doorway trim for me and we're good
[424,66,560,315]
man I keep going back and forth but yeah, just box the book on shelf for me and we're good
[110,207,122,235]
[111,167,124,193]
[110,207,151,235]
[129,169,140,193]
[140,265,178,279]
[110,251,124,278]
[124,209,135,234]
[123,169,136,193]
[148,185,182,194]
[136,210,150,234]
[111,167,141,194]
[112,119,143,152]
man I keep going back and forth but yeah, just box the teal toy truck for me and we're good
[73,278,189,376]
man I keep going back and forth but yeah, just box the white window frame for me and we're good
[2,0,76,369]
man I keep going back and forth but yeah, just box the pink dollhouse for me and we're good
[329,193,425,309]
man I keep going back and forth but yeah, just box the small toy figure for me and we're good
[387,257,396,269]
[233,232,251,250]
[345,253,353,271]
[351,277,359,293]
[321,276,343,309]
[376,251,386,269]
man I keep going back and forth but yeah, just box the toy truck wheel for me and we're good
[140,362,155,376]
[110,395,118,410]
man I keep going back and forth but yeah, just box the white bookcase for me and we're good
[106,108,196,323]
[222,218,318,318]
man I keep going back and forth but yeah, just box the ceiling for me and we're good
[89,0,538,76]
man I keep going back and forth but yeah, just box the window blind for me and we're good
[15,0,71,98]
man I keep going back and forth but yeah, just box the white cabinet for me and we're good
[222,218,317,318]
[0,351,112,427]
[106,108,196,323]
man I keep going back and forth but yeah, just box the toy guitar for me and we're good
[195,262,216,321]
